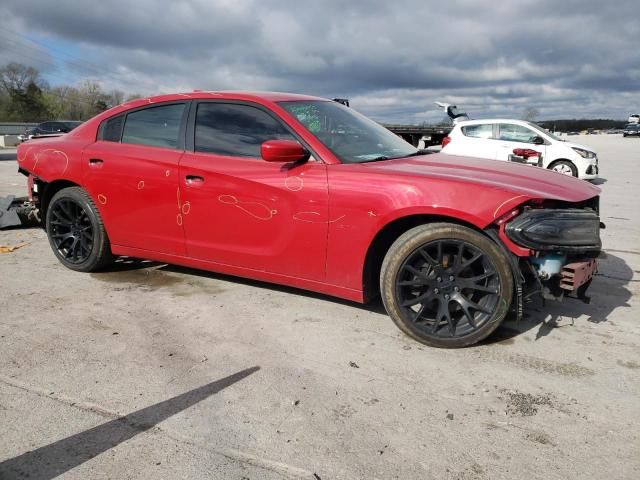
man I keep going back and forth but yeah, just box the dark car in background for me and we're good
[622,124,640,137]
[18,121,83,142]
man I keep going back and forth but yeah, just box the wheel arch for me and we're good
[38,179,82,222]
[362,213,488,302]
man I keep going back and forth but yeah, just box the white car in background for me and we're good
[441,119,599,180]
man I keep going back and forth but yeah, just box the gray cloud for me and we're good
[1,0,638,122]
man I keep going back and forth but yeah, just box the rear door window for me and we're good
[194,103,295,157]
[121,103,186,148]
[461,124,494,139]
[98,115,125,142]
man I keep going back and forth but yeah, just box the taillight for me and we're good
[441,136,451,148]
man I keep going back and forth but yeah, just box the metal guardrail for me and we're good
[0,122,39,135]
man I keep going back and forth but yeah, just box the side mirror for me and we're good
[532,136,545,145]
[261,139,308,163]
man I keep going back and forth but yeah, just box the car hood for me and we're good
[362,153,600,203]
[561,140,596,153]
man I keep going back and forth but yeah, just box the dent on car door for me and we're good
[495,123,545,161]
[82,102,189,255]
[178,101,329,281]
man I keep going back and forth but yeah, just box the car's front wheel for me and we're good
[549,160,578,177]
[380,223,513,348]
[46,186,113,272]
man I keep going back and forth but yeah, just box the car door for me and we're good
[448,123,498,160]
[82,102,189,256]
[495,123,546,161]
[179,101,328,281]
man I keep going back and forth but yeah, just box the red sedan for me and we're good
[17,92,602,347]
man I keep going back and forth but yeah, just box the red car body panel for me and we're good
[177,150,329,281]
[81,141,187,256]
[17,92,600,303]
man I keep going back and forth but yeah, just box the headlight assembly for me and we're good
[505,209,601,252]
[572,147,596,159]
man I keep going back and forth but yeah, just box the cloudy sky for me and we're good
[1,0,639,123]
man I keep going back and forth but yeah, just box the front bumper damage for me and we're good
[526,254,599,304]
[493,202,603,320]
[560,259,597,291]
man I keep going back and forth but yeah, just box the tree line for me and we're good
[0,62,141,123]
[538,119,627,132]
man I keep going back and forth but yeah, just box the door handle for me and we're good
[88,158,104,168]
[185,175,205,185]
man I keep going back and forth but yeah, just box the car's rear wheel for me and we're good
[46,186,113,272]
[380,223,513,348]
[549,160,578,177]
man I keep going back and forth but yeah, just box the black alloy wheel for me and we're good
[396,239,500,337]
[381,223,513,348]
[46,187,113,272]
[49,198,94,264]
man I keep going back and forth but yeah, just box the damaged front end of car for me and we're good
[491,196,602,320]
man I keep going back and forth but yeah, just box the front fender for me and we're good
[324,169,537,291]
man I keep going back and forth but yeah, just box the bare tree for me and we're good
[108,89,125,107]
[125,93,144,102]
[0,62,42,94]
[522,107,540,122]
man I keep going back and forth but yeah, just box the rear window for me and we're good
[98,115,125,142]
[121,103,186,149]
[461,124,494,139]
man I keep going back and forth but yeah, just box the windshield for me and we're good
[279,100,417,163]
[527,122,562,141]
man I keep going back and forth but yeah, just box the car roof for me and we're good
[133,91,328,104]
[66,91,333,140]
[455,118,534,126]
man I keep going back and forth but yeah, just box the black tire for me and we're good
[380,223,513,348]
[549,160,578,177]
[45,186,113,272]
